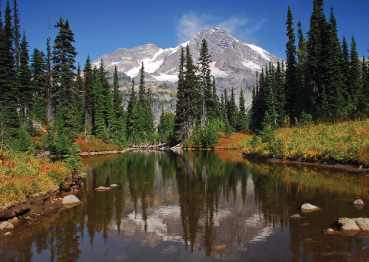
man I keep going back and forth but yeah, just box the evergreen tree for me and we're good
[227,87,238,129]
[348,36,362,112]
[341,36,350,104]
[174,47,186,142]
[126,79,136,137]
[112,66,126,143]
[284,7,299,120]
[18,32,32,124]
[12,0,21,69]
[362,57,369,111]
[138,62,146,107]
[52,17,79,136]
[83,55,93,134]
[0,1,19,136]
[31,48,47,123]
[236,88,247,131]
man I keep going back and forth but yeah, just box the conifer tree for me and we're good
[112,66,126,143]
[284,7,299,120]
[174,47,186,142]
[227,87,238,129]
[362,58,369,110]
[126,79,136,137]
[13,0,21,69]
[138,62,146,107]
[1,1,19,136]
[236,88,247,131]
[341,36,350,104]
[348,37,362,112]
[31,48,47,123]
[52,18,78,136]
[83,55,93,134]
[18,32,32,124]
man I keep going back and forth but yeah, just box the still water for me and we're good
[5,150,369,261]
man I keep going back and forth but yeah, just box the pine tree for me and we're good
[83,55,93,134]
[52,18,78,136]
[348,36,362,112]
[174,47,186,142]
[31,48,47,123]
[323,7,344,116]
[227,87,238,129]
[18,32,32,124]
[138,62,146,107]
[0,1,19,136]
[46,21,53,122]
[236,88,247,131]
[362,57,369,111]
[284,7,299,121]
[126,79,136,137]
[112,66,126,143]
[182,45,198,138]
[341,36,350,104]
[12,0,21,70]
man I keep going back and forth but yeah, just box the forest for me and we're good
[1,0,369,155]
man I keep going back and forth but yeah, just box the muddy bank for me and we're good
[242,153,369,175]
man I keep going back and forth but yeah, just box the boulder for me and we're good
[62,195,81,205]
[338,217,361,231]
[354,218,369,231]
[0,221,14,230]
[95,186,111,191]
[301,203,320,212]
[289,214,302,219]
[353,199,364,205]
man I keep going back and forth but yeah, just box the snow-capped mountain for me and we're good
[92,28,281,121]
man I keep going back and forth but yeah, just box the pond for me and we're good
[4,150,369,261]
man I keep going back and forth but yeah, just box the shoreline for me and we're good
[242,153,369,175]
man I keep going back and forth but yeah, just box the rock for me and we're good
[323,228,342,235]
[79,172,87,178]
[289,214,302,219]
[0,221,14,230]
[353,199,364,205]
[95,186,111,191]
[8,217,18,224]
[62,195,81,205]
[301,203,320,212]
[338,217,361,231]
[110,184,120,188]
[354,218,369,231]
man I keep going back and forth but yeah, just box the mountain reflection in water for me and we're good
[5,150,369,262]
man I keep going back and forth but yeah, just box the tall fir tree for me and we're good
[348,37,362,112]
[174,47,186,142]
[284,7,299,120]
[83,55,93,134]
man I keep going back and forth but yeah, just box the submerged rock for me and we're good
[301,203,320,212]
[289,214,302,219]
[0,221,14,230]
[353,199,364,205]
[110,184,120,188]
[62,195,81,205]
[95,186,111,191]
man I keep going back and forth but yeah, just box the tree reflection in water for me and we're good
[5,151,369,261]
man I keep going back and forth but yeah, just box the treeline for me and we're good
[168,40,248,146]
[251,0,369,130]
[0,0,252,152]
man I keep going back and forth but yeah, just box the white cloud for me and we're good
[176,13,265,44]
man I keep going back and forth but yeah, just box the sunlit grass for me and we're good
[75,136,121,152]
[243,119,369,166]
[0,150,72,207]
[214,132,252,148]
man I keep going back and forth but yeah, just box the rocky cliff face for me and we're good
[92,28,281,122]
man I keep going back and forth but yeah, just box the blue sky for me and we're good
[3,0,369,66]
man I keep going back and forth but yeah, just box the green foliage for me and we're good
[299,111,312,126]
[12,126,31,153]
[191,120,221,148]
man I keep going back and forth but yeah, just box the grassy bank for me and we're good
[243,119,369,166]
[75,136,121,152]
[0,150,75,207]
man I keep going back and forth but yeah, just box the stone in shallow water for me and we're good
[95,186,111,191]
[338,217,361,231]
[0,221,14,230]
[62,195,81,205]
[289,214,302,219]
[353,199,364,205]
[301,203,320,212]
[110,184,120,188]
[354,218,369,231]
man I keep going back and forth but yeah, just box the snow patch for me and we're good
[245,44,270,61]
[153,74,178,82]
[241,60,261,71]
[210,62,229,77]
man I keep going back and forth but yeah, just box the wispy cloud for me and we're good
[176,13,265,44]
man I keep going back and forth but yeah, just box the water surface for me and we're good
[5,151,369,261]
